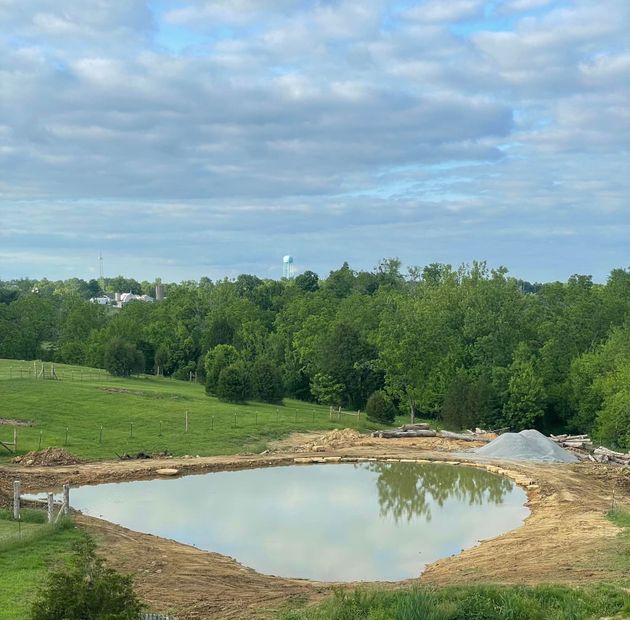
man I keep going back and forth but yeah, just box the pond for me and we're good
[58,462,529,581]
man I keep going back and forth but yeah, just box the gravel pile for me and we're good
[474,429,579,463]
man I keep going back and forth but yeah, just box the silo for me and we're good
[155,283,165,301]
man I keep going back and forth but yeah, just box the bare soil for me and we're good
[1,431,628,620]
[13,447,83,467]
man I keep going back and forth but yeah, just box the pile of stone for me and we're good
[473,429,579,463]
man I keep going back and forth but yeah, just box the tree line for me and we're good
[1,260,629,448]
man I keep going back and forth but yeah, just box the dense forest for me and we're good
[1,260,629,449]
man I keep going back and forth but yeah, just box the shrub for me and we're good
[30,536,143,620]
[251,358,284,403]
[366,390,396,424]
[103,339,145,377]
[217,362,251,403]
[204,344,240,395]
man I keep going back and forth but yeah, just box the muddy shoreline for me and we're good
[1,437,628,619]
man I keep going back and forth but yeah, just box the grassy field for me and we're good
[278,584,630,620]
[0,510,82,620]
[0,358,386,462]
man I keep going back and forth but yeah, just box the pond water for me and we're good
[59,462,529,581]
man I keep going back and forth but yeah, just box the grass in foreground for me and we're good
[604,508,630,574]
[0,358,389,462]
[279,584,630,620]
[0,517,82,620]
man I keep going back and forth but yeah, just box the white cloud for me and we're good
[0,0,629,281]
[403,0,485,23]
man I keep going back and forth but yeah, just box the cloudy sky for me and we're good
[1,0,629,283]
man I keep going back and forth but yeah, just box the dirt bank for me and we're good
[1,433,628,619]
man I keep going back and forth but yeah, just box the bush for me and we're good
[30,536,144,620]
[204,344,240,395]
[251,358,284,403]
[103,339,145,377]
[217,362,251,403]
[366,390,396,424]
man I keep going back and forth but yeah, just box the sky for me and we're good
[1,0,629,283]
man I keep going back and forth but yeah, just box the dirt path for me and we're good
[1,434,628,619]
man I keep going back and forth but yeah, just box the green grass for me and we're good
[279,584,630,620]
[0,518,82,620]
[0,358,387,462]
[605,508,630,575]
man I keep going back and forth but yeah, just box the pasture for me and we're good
[0,359,381,462]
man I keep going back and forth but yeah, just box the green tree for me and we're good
[366,390,396,424]
[251,357,284,403]
[502,345,546,430]
[103,339,145,377]
[216,362,251,403]
[310,373,344,407]
[30,536,143,620]
[204,344,240,395]
[154,344,171,376]
[295,270,319,293]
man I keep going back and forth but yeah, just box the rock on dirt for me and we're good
[13,448,83,467]
[155,468,179,476]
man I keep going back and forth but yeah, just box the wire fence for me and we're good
[2,406,369,459]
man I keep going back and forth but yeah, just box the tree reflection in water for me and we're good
[366,462,513,523]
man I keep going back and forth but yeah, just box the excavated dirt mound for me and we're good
[13,448,83,467]
[272,429,487,453]
[300,428,364,451]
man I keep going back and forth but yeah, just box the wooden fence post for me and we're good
[62,485,70,515]
[47,493,54,524]
[13,480,20,520]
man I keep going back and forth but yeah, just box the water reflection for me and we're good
[55,463,528,581]
[369,462,512,523]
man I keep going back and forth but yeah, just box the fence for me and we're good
[0,363,112,383]
[11,480,70,523]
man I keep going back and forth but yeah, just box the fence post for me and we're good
[13,428,17,452]
[63,485,70,515]
[185,411,189,433]
[47,493,54,524]
[13,480,20,520]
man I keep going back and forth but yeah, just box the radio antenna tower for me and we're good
[98,252,104,290]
